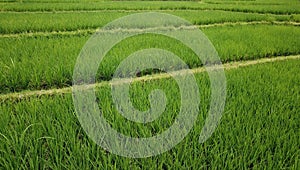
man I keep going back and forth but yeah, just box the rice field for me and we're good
[0,0,299,169]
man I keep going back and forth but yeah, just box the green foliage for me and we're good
[1,25,299,93]
[0,60,299,168]
[1,1,300,14]
[0,12,126,34]
[0,0,299,168]
[0,10,293,34]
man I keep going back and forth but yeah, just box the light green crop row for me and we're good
[1,1,299,14]
[0,59,299,169]
[0,10,294,34]
[203,0,299,5]
[0,12,125,34]
[0,25,299,93]
[0,0,199,2]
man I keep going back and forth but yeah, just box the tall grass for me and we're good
[0,10,293,34]
[0,59,299,169]
[0,25,299,93]
[1,1,299,14]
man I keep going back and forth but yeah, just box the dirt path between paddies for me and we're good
[0,55,299,102]
[1,21,299,38]
[0,8,296,15]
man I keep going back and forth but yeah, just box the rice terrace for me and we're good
[0,0,300,169]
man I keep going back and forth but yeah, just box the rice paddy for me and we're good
[0,0,299,169]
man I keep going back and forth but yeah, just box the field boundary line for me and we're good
[0,55,299,102]
[0,8,298,15]
[1,21,299,38]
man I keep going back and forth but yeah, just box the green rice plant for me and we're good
[0,10,293,34]
[201,25,300,61]
[0,1,203,12]
[203,0,299,5]
[0,35,88,93]
[0,25,299,93]
[1,1,299,14]
[0,12,127,34]
[0,1,299,169]
[0,59,299,169]
[291,14,300,22]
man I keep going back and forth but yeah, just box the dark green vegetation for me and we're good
[0,0,299,169]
